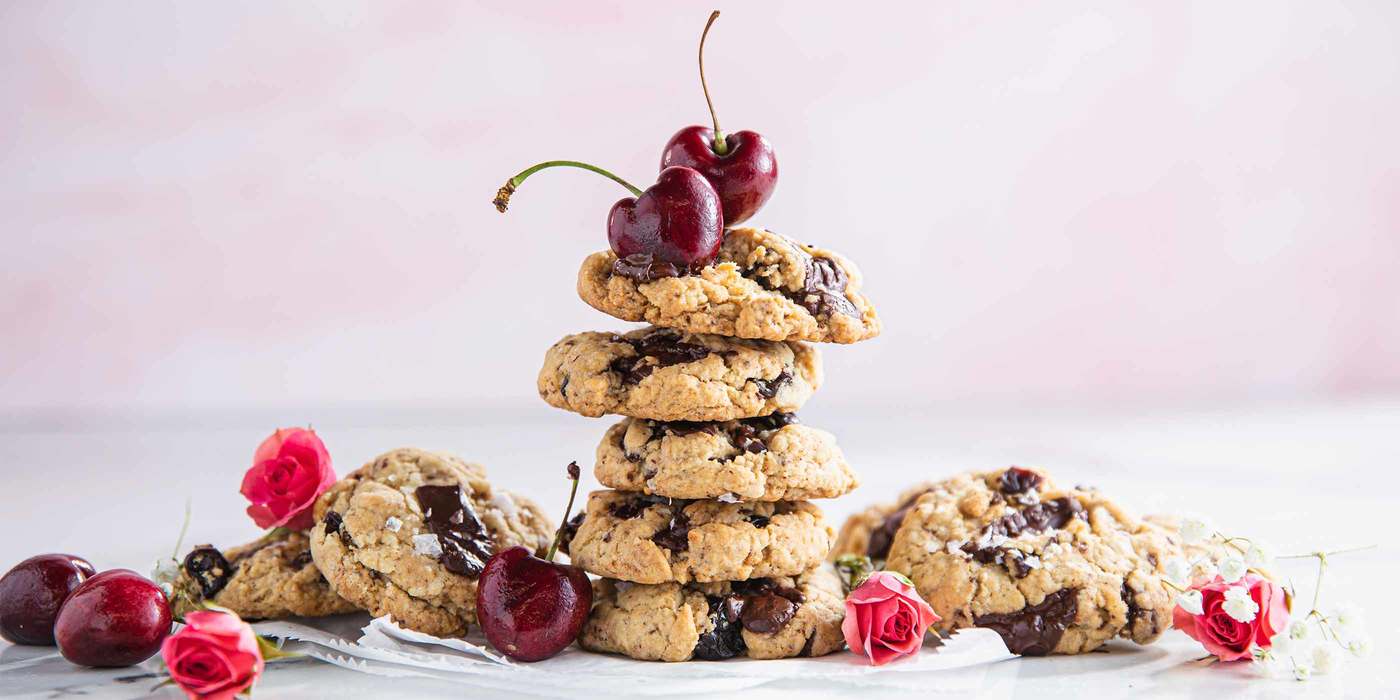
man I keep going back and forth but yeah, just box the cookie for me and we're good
[879,467,1181,655]
[594,413,858,501]
[309,448,554,637]
[578,227,881,344]
[538,326,822,421]
[566,491,835,585]
[172,530,357,620]
[580,564,847,661]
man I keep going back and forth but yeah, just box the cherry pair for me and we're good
[494,11,778,272]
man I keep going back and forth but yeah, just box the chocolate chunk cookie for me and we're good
[830,481,941,562]
[580,564,847,661]
[594,413,858,501]
[574,226,879,344]
[577,227,881,344]
[309,448,554,637]
[877,467,1181,655]
[538,326,822,421]
[172,530,357,620]
[567,491,835,585]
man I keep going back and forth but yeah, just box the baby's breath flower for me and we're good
[1244,541,1272,568]
[1288,620,1311,641]
[1223,586,1259,623]
[1311,644,1342,675]
[1347,637,1371,658]
[1219,557,1247,584]
[1176,589,1204,616]
[1292,662,1312,681]
[1191,559,1219,585]
[1179,516,1213,545]
[1163,556,1190,585]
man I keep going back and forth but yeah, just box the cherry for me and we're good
[54,569,171,667]
[494,161,722,271]
[0,554,96,645]
[659,11,778,226]
[476,462,593,662]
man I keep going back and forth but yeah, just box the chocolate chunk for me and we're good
[794,256,859,319]
[729,424,767,454]
[650,504,692,552]
[291,550,314,569]
[745,513,771,528]
[612,253,684,282]
[558,511,586,555]
[751,371,792,399]
[743,412,798,432]
[652,420,720,438]
[960,497,1086,562]
[608,494,670,520]
[740,591,798,634]
[182,545,232,599]
[998,467,1043,495]
[609,329,714,385]
[973,588,1079,656]
[693,595,747,660]
[415,484,494,577]
[323,511,353,547]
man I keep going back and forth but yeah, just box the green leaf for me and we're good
[256,635,300,662]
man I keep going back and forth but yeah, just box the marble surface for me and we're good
[0,398,1394,698]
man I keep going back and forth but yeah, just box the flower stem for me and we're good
[1276,544,1376,560]
[545,462,582,563]
[697,10,728,156]
[493,161,643,212]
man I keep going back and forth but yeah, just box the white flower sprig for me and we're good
[1166,516,1375,682]
[1251,545,1375,680]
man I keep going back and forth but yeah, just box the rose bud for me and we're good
[841,570,940,665]
[1173,573,1289,661]
[160,610,265,700]
[240,427,336,530]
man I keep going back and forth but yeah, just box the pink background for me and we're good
[3,1,1398,417]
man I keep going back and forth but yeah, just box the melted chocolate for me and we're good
[182,545,232,599]
[650,504,692,552]
[745,412,798,432]
[609,329,714,385]
[998,467,1043,495]
[612,253,686,282]
[745,513,771,528]
[608,494,671,520]
[414,484,494,577]
[973,588,1079,656]
[740,592,797,634]
[693,595,747,660]
[794,257,859,319]
[291,550,314,568]
[960,497,1086,565]
[751,371,792,399]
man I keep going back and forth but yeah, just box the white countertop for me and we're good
[1,398,1394,698]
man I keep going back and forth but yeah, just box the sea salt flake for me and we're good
[717,493,741,504]
[384,516,403,532]
[412,534,443,558]
[491,493,518,519]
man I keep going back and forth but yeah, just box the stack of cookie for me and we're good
[537,226,881,661]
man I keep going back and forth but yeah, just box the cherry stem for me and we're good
[698,10,728,156]
[493,161,643,212]
[545,462,582,563]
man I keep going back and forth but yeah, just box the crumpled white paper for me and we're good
[254,614,1015,696]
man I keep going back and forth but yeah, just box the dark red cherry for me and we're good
[494,161,723,270]
[0,554,96,645]
[661,126,776,227]
[607,166,723,267]
[475,462,593,662]
[659,12,778,225]
[54,569,171,667]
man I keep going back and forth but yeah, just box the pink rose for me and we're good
[841,571,941,665]
[239,427,335,530]
[161,611,265,700]
[1173,573,1289,661]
